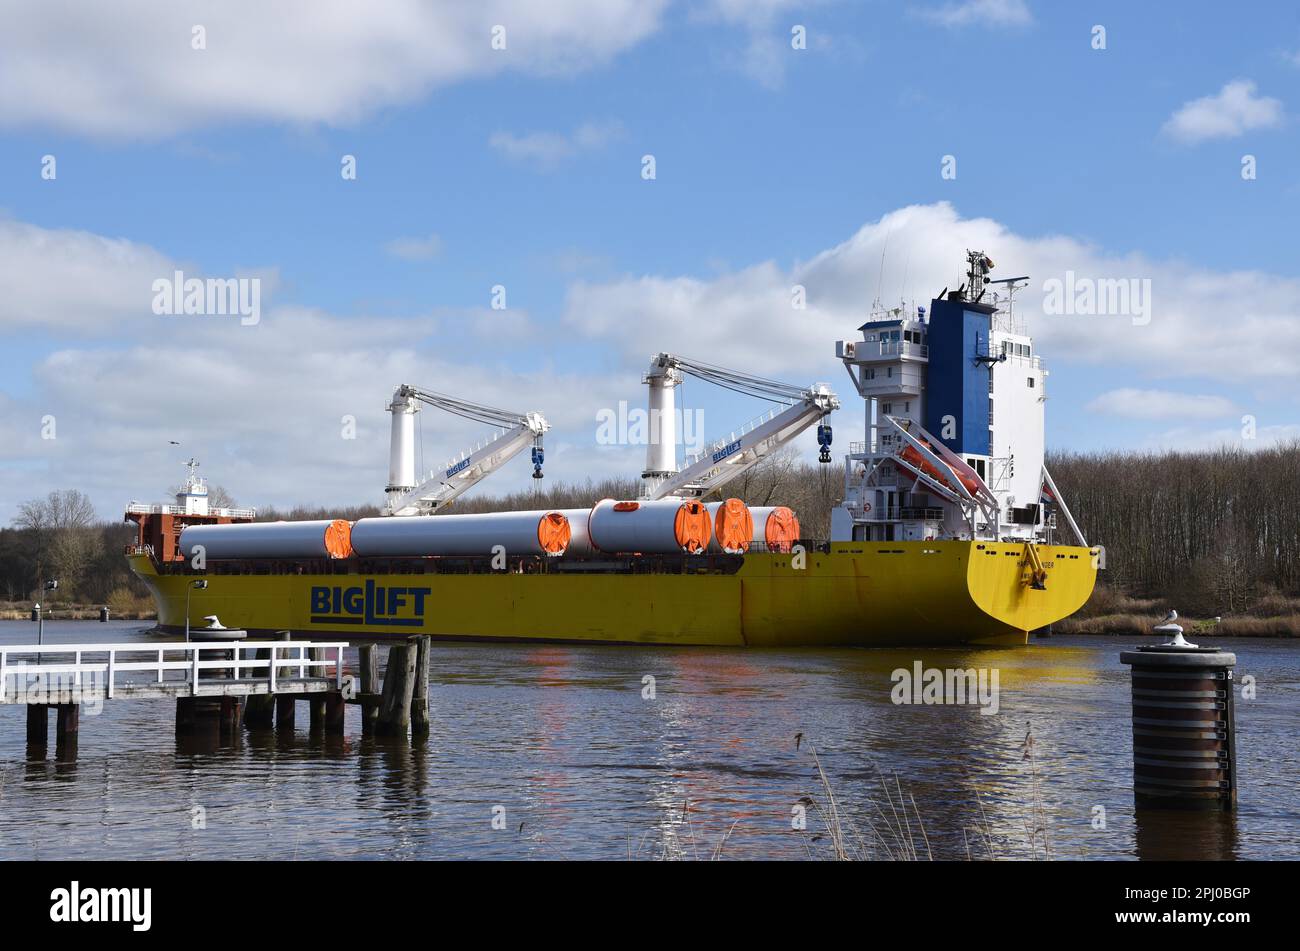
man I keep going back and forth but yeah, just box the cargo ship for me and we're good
[126,251,1101,647]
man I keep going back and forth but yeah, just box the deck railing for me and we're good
[0,641,347,703]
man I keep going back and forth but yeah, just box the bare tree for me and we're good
[13,490,99,596]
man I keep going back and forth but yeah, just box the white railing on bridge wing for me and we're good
[0,641,347,703]
[125,502,258,519]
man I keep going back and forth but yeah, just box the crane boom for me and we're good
[641,353,840,500]
[384,384,548,516]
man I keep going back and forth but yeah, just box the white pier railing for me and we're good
[0,641,347,705]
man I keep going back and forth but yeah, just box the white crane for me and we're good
[384,385,548,516]
[639,353,840,501]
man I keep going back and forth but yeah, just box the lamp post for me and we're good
[37,579,58,647]
[185,579,208,642]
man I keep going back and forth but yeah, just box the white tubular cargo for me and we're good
[587,499,713,555]
[179,520,354,561]
[351,510,571,558]
[555,508,598,556]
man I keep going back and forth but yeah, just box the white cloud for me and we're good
[921,0,1032,28]
[694,0,812,88]
[384,234,443,261]
[0,219,630,522]
[1086,389,1237,421]
[1162,80,1283,144]
[563,202,1300,391]
[488,120,624,166]
[0,1,669,139]
[0,217,280,333]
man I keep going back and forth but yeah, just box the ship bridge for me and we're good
[832,251,1060,545]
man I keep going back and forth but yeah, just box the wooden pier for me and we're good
[1,640,345,747]
[1,636,433,750]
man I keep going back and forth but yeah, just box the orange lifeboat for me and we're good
[898,441,982,496]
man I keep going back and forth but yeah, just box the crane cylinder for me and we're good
[351,510,571,558]
[749,506,801,552]
[643,369,679,478]
[705,499,755,553]
[179,519,354,560]
[588,499,711,555]
[387,390,417,492]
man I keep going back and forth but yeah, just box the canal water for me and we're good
[0,620,1296,860]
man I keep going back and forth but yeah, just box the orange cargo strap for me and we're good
[764,507,800,553]
[536,512,572,554]
[714,498,754,553]
[323,519,354,559]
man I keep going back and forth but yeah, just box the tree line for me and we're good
[1047,442,1300,614]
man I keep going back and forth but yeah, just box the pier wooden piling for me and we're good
[219,696,242,736]
[26,704,47,746]
[308,648,327,730]
[244,645,275,728]
[375,643,415,736]
[359,644,379,735]
[411,636,430,738]
[275,694,296,731]
[56,703,79,739]
[325,692,345,732]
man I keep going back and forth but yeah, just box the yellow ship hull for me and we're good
[128,541,1097,648]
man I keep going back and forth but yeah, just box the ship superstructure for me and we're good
[834,250,1087,549]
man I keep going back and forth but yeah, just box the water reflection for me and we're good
[1135,808,1239,861]
[0,622,1296,860]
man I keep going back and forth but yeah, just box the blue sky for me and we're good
[1,0,1298,520]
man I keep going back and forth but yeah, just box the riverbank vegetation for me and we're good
[1048,442,1300,636]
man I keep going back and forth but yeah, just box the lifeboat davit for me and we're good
[898,441,982,496]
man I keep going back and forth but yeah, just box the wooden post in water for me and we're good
[274,632,295,731]
[308,647,326,730]
[410,636,430,738]
[219,696,242,737]
[375,643,415,736]
[244,645,275,728]
[55,703,79,740]
[325,693,345,734]
[26,704,47,746]
[275,694,296,731]
[359,644,379,735]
